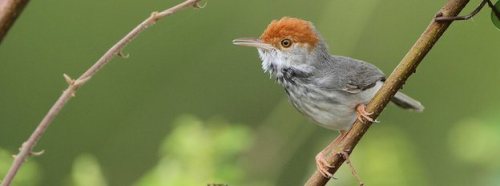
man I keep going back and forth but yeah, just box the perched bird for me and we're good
[233,17,423,177]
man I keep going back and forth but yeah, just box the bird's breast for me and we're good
[281,78,357,130]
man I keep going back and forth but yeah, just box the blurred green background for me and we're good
[1,0,500,185]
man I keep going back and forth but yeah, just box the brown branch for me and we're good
[0,0,202,185]
[0,0,30,44]
[304,0,470,185]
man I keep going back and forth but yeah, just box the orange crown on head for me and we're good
[260,17,319,48]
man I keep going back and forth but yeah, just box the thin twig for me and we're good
[0,1,202,185]
[486,0,500,20]
[434,0,500,21]
[0,0,30,44]
[304,0,470,185]
[435,0,485,21]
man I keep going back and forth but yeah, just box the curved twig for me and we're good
[0,1,202,186]
[487,0,500,20]
[305,0,470,185]
[435,0,499,21]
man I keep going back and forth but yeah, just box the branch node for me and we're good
[149,11,160,24]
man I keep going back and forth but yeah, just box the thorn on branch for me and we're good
[63,74,91,87]
[194,0,207,9]
[63,73,75,85]
[29,150,45,157]
[117,50,130,59]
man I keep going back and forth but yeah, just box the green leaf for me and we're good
[134,115,254,186]
[71,154,108,186]
[492,0,500,29]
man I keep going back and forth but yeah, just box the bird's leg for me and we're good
[338,151,364,186]
[355,104,374,122]
[315,130,347,178]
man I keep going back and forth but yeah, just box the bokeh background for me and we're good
[1,0,500,185]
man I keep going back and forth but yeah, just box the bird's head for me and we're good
[233,17,329,75]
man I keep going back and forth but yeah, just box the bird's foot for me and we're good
[356,104,374,122]
[338,151,364,186]
[315,152,334,178]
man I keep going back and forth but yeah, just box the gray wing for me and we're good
[316,55,385,93]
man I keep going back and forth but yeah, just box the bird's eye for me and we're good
[280,39,292,48]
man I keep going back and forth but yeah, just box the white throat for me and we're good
[257,45,316,78]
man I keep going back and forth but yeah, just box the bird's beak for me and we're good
[232,38,274,50]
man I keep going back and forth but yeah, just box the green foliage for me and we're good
[448,114,500,186]
[1,116,253,186]
[134,115,253,186]
[449,118,500,165]
[70,154,108,186]
[55,115,253,186]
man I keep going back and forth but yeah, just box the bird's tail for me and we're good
[391,91,424,112]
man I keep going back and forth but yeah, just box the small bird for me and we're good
[233,17,424,177]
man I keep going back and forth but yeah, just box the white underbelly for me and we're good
[308,104,357,130]
[288,81,383,131]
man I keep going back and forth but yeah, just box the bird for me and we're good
[232,17,424,178]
